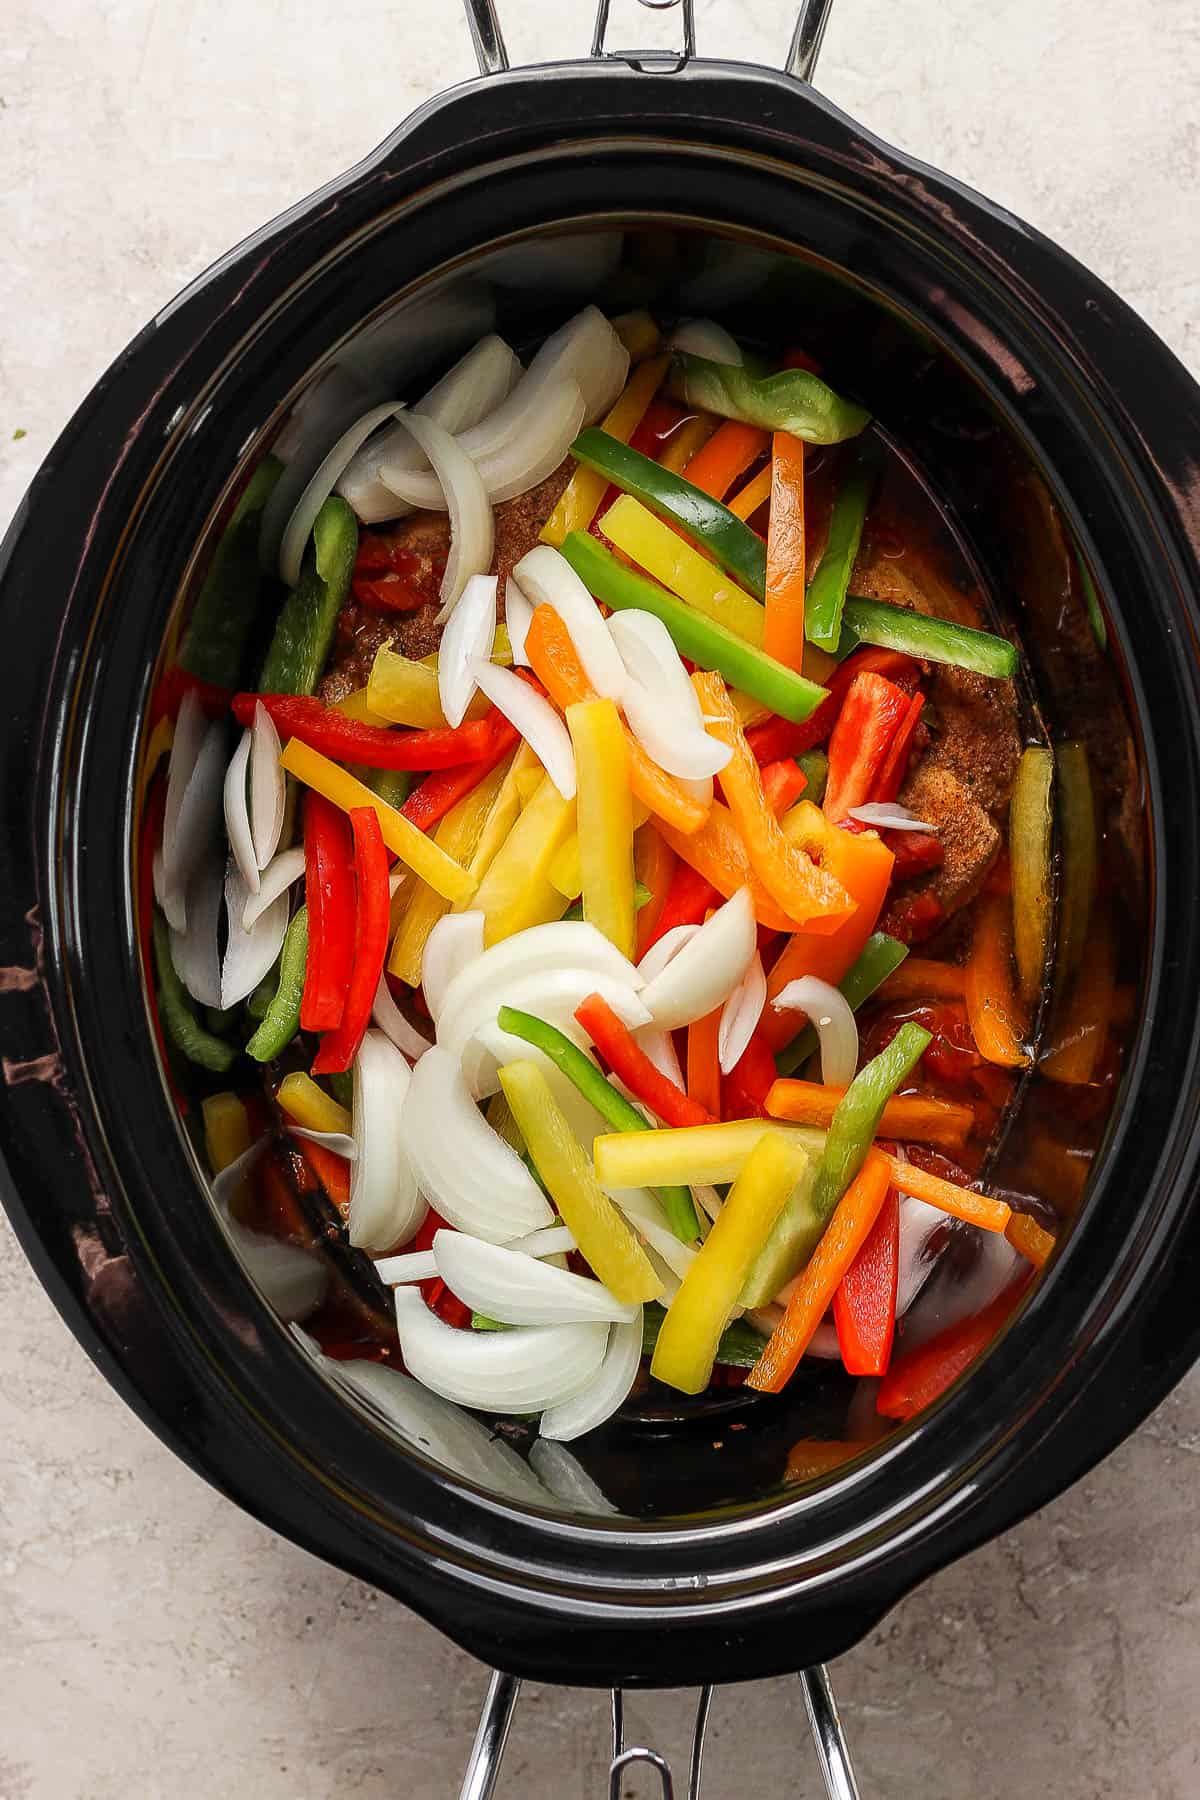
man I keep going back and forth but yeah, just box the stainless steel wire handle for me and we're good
[462,0,837,78]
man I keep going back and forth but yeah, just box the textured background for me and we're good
[2,2,1198,1795]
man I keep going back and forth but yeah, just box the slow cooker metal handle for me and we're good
[461,0,836,80]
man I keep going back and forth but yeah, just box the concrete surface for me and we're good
[2,1,1198,1794]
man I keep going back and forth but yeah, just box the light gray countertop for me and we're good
[2,2,1198,1794]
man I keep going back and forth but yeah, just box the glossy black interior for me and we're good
[2,60,1199,1684]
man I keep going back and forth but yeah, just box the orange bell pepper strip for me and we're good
[1006,1211,1057,1268]
[964,891,1032,1069]
[876,1272,1032,1420]
[759,805,894,1048]
[747,1148,893,1393]
[1041,904,1115,1086]
[656,800,805,932]
[695,671,854,933]
[682,419,768,500]
[764,432,807,670]
[687,1007,723,1118]
[833,1184,899,1376]
[877,957,967,1003]
[634,823,677,958]
[881,1150,1011,1233]
[525,604,708,836]
[297,1139,351,1217]
[766,1079,975,1150]
[727,464,774,522]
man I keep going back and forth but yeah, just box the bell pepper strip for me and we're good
[682,418,768,500]
[634,825,677,957]
[399,717,519,834]
[775,932,909,1076]
[877,956,965,1003]
[368,646,472,730]
[335,687,391,727]
[1042,902,1115,1086]
[1009,745,1055,1003]
[548,832,584,900]
[180,456,282,690]
[687,1007,724,1120]
[641,1302,768,1369]
[872,691,926,804]
[833,1183,899,1376]
[300,793,355,1032]
[696,671,855,931]
[259,496,357,694]
[743,646,919,765]
[656,800,800,932]
[567,698,636,961]
[452,741,542,910]
[1054,740,1097,994]
[151,914,238,1075]
[722,1028,779,1121]
[784,1439,862,1483]
[726,465,773,524]
[738,1142,822,1306]
[576,991,714,1132]
[498,1060,663,1304]
[809,1021,932,1224]
[541,354,670,546]
[561,533,829,726]
[277,1070,353,1136]
[280,740,477,906]
[570,429,768,596]
[612,309,662,360]
[804,441,881,651]
[202,1092,253,1175]
[651,1130,810,1393]
[876,1272,1031,1419]
[389,759,512,985]
[822,672,912,821]
[747,1149,892,1392]
[882,1150,1011,1232]
[767,1079,974,1150]
[602,496,767,643]
[841,595,1018,678]
[310,808,390,1074]
[964,891,1032,1069]
[764,432,807,668]
[524,603,708,836]
[470,770,576,945]
[760,757,808,814]
[296,1137,352,1217]
[645,765,802,949]
[1006,1210,1056,1268]
[593,1119,826,1190]
[234,691,496,772]
[246,906,309,1063]
[667,353,871,446]
[887,830,943,880]
[795,749,828,807]
[499,1005,699,1242]
[658,413,717,475]
[368,768,415,814]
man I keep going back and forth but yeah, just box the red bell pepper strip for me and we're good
[721,1028,778,1121]
[745,647,919,765]
[399,714,520,834]
[833,1183,899,1375]
[876,1271,1032,1419]
[887,831,944,880]
[300,793,356,1033]
[408,1206,472,1328]
[575,992,716,1128]
[872,691,926,802]
[759,757,808,814]
[232,692,496,771]
[312,807,390,1074]
[823,672,913,822]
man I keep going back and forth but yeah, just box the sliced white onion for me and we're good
[219,861,290,1010]
[279,400,405,586]
[168,849,224,1008]
[250,702,286,869]
[223,728,258,893]
[374,1250,438,1284]
[692,1184,723,1224]
[645,1247,682,1304]
[383,410,494,619]
[463,1030,612,1151]
[243,846,305,930]
[847,802,937,834]
[290,1128,358,1162]
[438,574,496,728]
[897,1187,948,1320]
[379,375,585,511]
[349,1029,425,1253]
[435,920,641,1053]
[506,1225,577,1258]
[394,1286,608,1412]
[668,319,744,365]
[505,576,535,667]
[539,1311,643,1442]
[260,365,372,569]
[610,1188,700,1277]
[900,1226,1022,1352]
[211,1138,326,1323]
[621,680,732,780]
[609,609,709,715]
[526,305,630,422]
[161,704,226,924]
[638,888,757,1030]
[719,952,767,1075]
[512,544,627,701]
[422,911,486,1023]
[772,976,858,1087]
[371,971,433,1060]
[468,658,575,799]
[153,848,186,933]
[636,923,701,986]
[451,973,650,1093]
[401,1046,552,1241]
[434,1230,637,1326]
[633,1026,685,1089]
[529,1439,622,1513]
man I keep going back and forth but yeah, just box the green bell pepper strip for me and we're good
[841,595,1018,678]
[496,1005,700,1243]
[561,532,829,725]
[151,914,238,1075]
[368,768,414,810]
[810,1019,931,1222]
[775,932,910,1076]
[327,1070,354,1111]
[246,969,278,1021]
[179,456,283,689]
[246,907,308,1063]
[563,881,651,925]
[667,353,871,446]
[804,442,882,650]
[640,1302,768,1369]
[794,749,828,809]
[568,428,767,596]
[259,496,358,695]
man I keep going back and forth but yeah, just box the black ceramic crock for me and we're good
[3,11,1200,1701]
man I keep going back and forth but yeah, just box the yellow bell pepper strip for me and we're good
[774,931,909,1076]
[651,1131,810,1393]
[525,603,709,836]
[612,310,662,360]
[878,1151,1011,1233]
[683,419,768,500]
[279,739,477,906]
[388,758,512,984]
[764,432,807,669]
[498,1060,663,1305]
[368,645,458,730]
[746,1149,892,1393]
[562,532,829,726]
[202,1092,253,1174]
[727,464,774,522]
[658,413,717,474]
[541,355,669,546]
[964,891,1032,1069]
[767,1078,975,1151]
[1006,1210,1056,1268]
[738,1143,823,1308]
[452,741,542,910]
[668,353,871,445]
[804,440,882,651]
[277,1070,352,1136]
[602,496,767,644]
[548,832,584,900]
[1010,745,1055,1003]
[809,1021,931,1223]
[336,685,393,726]
[1042,902,1115,1087]
[594,1119,826,1190]
[694,672,856,932]
[656,799,803,932]
[471,770,576,945]
[566,698,636,960]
